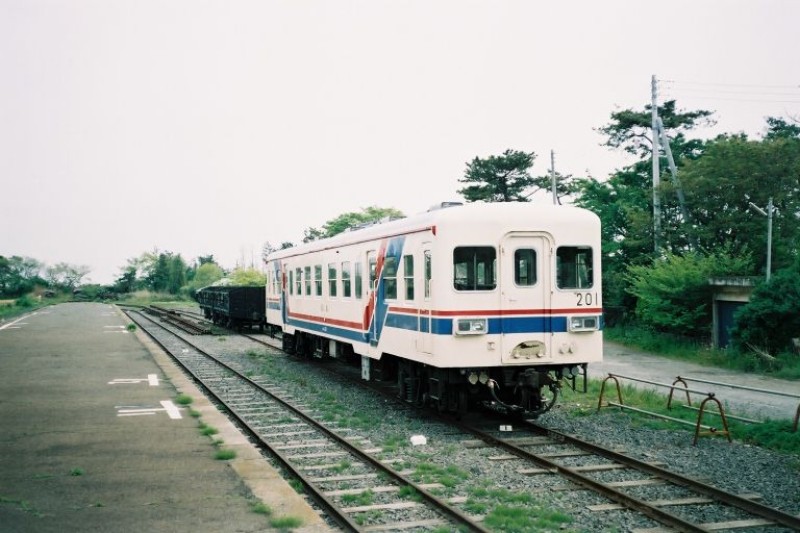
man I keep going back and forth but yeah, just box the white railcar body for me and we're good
[265,202,602,415]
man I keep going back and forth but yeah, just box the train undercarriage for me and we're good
[281,330,587,418]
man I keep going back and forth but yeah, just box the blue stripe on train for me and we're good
[285,313,574,343]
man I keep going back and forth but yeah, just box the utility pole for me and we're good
[651,74,661,254]
[748,197,774,282]
[550,150,558,205]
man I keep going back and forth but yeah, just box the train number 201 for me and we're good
[576,292,598,306]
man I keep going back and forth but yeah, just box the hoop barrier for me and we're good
[598,373,799,445]
[597,373,732,446]
[675,375,800,434]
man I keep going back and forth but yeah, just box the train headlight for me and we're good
[568,316,599,332]
[455,318,487,335]
[479,371,489,384]
[467,372,479,385]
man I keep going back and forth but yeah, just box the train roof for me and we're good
[266,202,599,261]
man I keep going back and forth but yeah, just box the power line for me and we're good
[662,79,800,90]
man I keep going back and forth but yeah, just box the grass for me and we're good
[198,423,219,436]
[214,449,237,460]
[559,378,800,455]
[270,515,304,529]
[175,393,193,405]
[462,483,574,532]
[0,496,43,518]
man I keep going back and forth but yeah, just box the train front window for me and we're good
[453,246,496,291]
[556,246,593,289]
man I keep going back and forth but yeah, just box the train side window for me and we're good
[295,268,302,295]
[514,249,537,286]
[341,261,351,298]
[328,262,338,298]
[355,261,363,299]
[453,246,496,291]
[424,250,431,299]
[288,270,294,295]
[403,254,414,300]
[314,264,322,296]
[556,246,593,289]
[384,256,398,299]
[368,251,377,293]
[304,266,311,296]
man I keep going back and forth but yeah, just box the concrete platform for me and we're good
[0,302,330,532]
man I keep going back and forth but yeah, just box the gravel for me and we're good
[173,318,800,532]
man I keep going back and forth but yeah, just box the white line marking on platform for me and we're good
[0,313,37,330]
[109,374,160,386]
[116,401,182,419]
[161,401,182,419]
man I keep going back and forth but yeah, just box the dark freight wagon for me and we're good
[196,285,266,331]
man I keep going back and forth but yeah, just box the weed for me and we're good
[341,490,373,506]
[288,478,305,494]
[380,435,407,454]
[175,393,193,406]
[214,449,236,460]
[69,468,84,476]
[251,502,273,515]
[0,496,42,517]
[199,423,219,436]
[354,510,383,526]
[188,409,201,418]
[331,460,351,474]
[270,515,303,529]
[126,323,137,332]
[483,504,572,532]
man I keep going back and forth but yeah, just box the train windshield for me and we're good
[453,246,497,291]
[556,246,593,289]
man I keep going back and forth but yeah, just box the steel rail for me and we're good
[127,309,490,533]
[524,421,800,531]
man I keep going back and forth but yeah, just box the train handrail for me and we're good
[675,375,799,433]
[597,373,732,446]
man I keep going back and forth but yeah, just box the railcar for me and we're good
[265,202,602,417]
[196,285,266,331]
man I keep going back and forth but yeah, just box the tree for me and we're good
[677,132,800,275]
[575,100,715,320]
[730,263,800,356]
[303,206,405,242]
[625,248,752,339]
[113,266,138,294]
[228,267,266,286]
[458,149,536,202]
[0,256,44,296]
[45,262,90,290]
[597,100,713,158]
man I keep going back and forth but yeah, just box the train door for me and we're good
[367,250,378,346]
[417,245,433,354]
[499,233,551,362]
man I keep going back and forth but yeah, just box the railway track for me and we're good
[127,307,800,531]
[125,308,491,532]
[239,330,800,532]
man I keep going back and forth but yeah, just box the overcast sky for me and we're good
[2,1,799,285]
